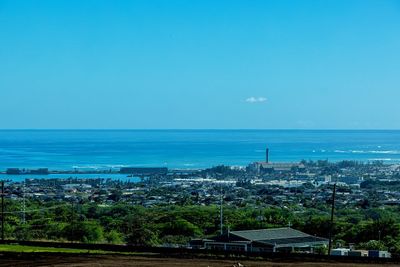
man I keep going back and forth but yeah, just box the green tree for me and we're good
[126,226,159,246]
[104,230,123,244]
[160,218,202,237]
[63,220,104,243]
[358,240,387,251]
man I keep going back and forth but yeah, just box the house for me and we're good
[194,227,328,253]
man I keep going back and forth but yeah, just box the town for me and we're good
[3,150,399,209]
[0,150,399,260]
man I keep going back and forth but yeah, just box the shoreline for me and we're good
[0,158,399,175]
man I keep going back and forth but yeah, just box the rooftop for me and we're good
[230,227,310,241]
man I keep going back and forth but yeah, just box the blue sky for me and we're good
[0,0,399,129]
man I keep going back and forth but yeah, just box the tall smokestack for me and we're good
[266,148,269,163]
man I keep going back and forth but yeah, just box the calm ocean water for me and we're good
[0,130,399,171]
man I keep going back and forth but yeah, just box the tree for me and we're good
[358,240,387,251]
[63,220,104,243]
[108,189,123,202]
[126,226,159,246]
[160,218,202,237]
[15,224,32,241]
[302,216,331,238]
[104,230,123,244]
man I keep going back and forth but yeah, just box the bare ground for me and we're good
[0,254,398,267]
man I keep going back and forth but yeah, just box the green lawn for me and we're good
[0,244,114,254]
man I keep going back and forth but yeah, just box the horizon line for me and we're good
[0,128,399,131]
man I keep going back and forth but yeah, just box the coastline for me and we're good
[0,130,400,171]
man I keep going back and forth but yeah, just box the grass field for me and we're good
[0,244,112,254]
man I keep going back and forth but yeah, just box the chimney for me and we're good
[266,148,269,163]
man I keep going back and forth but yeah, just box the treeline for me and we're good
[361,180,400,190]
[2,199,400,254]
[300,159,385,168]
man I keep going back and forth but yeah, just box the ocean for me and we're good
[0,130,399,171]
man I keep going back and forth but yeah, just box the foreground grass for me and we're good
[0,244,116,254]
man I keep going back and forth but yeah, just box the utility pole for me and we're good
[1,181,4,242]
[71,201,74,242]
[22,179,26,224]
[328,183,336,256]
[220,186,223,235]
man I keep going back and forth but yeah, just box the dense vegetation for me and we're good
[2,198,400,255]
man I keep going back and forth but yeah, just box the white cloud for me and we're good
[245,96,267,103]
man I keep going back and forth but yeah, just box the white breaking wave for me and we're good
[370,150,400,154]
[72,164,130,169]
[104,164,132,168]
[72,165,101,169]
[334,150,400,155]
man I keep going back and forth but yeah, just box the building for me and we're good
[368,250,391,258]
[331,248,350,256]
[247,148,304,174]
[248,162,305,174]
[348,250,369,257]
[194,228,328,253]
[331,249,391,258]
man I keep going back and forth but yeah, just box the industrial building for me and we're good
[249,162,305,173]
[247,148,305,174]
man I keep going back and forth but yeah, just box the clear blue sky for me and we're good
[1,0,399,129]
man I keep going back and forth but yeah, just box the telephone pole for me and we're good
[328,183,336,256]
[22,179,26,224]
[1,181,5,242]
[71,201,74,242]
[220,185,223,235]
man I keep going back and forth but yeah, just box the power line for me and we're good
[23,217,52,222]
